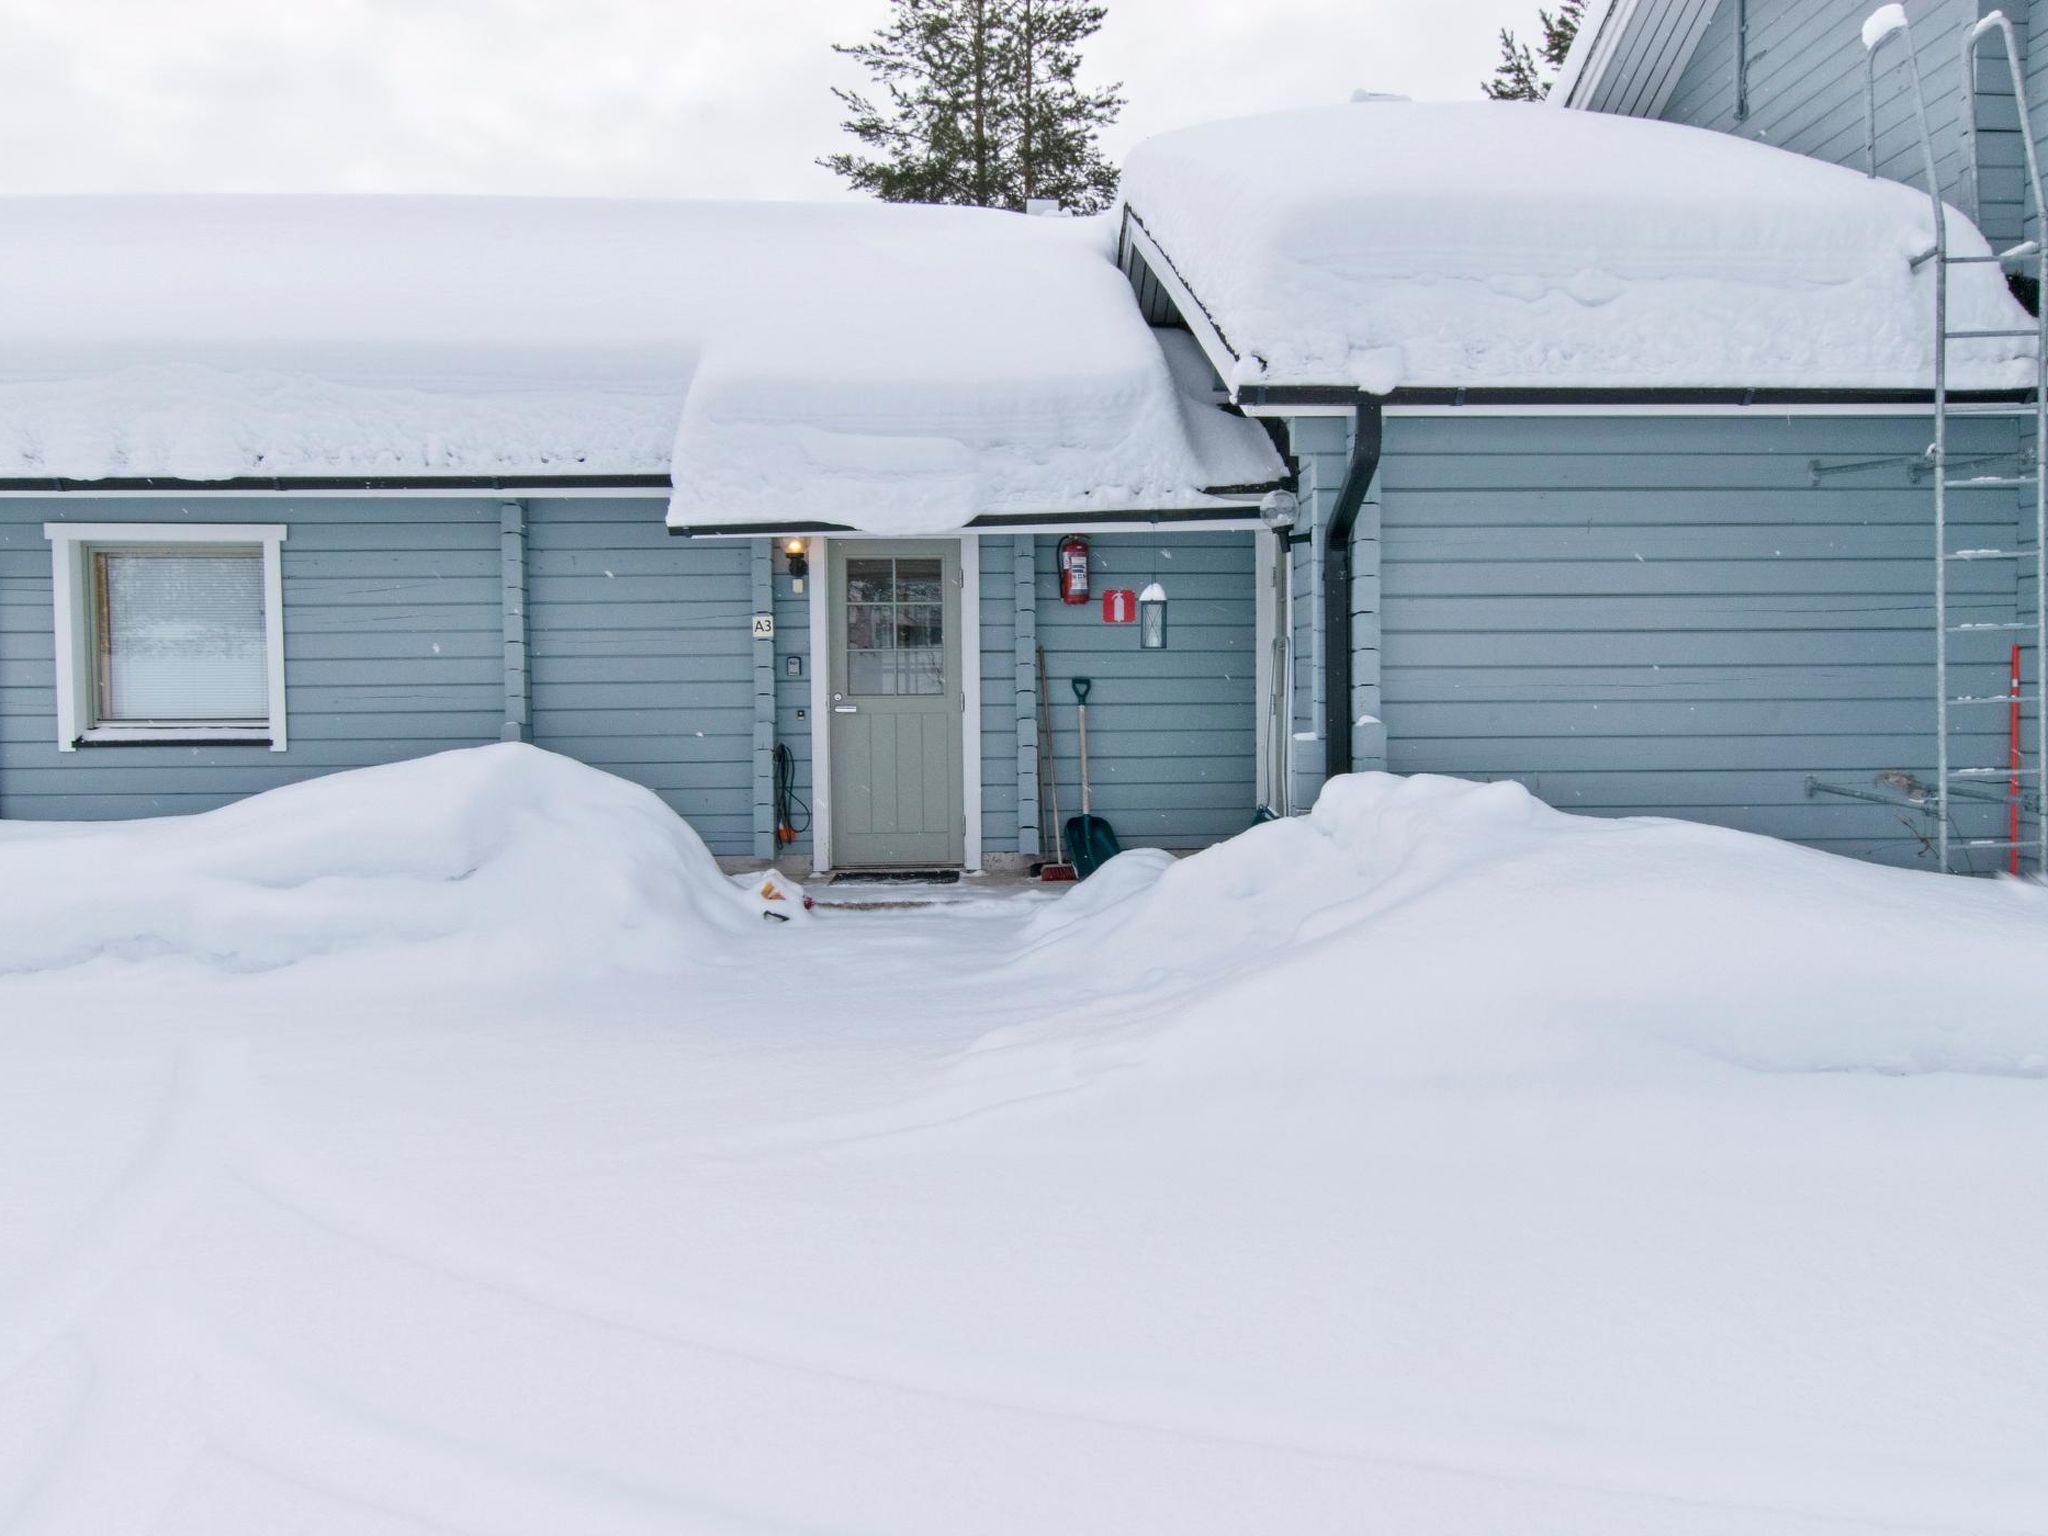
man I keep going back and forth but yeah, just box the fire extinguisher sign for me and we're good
[1102,588,1137,624]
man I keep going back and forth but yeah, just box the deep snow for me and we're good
[0,197,1280,528]
[1,748,2043,1535]
[1118,99,2038,393]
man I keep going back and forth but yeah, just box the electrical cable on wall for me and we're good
[774,742,810,847]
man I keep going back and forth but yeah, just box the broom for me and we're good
[1036,646,1076,881]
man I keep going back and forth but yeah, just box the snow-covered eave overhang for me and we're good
[1116,206,1247,400]
[665,495,1284,539]
[1552,0,1721,119]
[0,472,674,498]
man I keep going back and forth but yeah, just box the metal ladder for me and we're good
[1862,10,2047,875]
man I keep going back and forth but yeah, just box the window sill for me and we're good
[76,725,278,748]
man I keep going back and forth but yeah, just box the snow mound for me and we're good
[1021,773,2048,1079]
[0,744,769,975]
[1119,100,2036,393]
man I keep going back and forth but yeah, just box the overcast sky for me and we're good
[0,0,1544,199]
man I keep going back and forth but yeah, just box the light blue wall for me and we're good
[12,426,2025,878]
[1371,411,2025,872]
[1661,0,2022,247]
[0,497,505,822]
[523,498,758,854]
[1030,532,1259,850]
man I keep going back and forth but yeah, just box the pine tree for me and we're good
[822,0,1124,214]
[1482,0,1586,101]
[1009,0,1123,212]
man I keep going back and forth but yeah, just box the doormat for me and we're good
[829,870,962,886]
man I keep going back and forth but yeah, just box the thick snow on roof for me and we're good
[1119,100,2038,394]
[0,197,1279,528]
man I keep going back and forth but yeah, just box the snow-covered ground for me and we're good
[2,746,2043,1535]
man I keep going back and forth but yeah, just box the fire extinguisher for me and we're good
[1058,535,1091,605]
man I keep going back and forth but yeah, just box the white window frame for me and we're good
[44,522,288,752]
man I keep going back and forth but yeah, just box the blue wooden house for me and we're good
[4,19,2042,877]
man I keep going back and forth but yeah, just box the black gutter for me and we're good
[1236,385,2034,410]
[1322,401,1383,780]
[0,473,673,494]
[668,502,1283,538]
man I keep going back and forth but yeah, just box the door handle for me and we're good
[834,704,858,713]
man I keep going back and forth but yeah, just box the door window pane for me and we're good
[95,550,267,722]
[844,559,895,603]
[843,555,945,696]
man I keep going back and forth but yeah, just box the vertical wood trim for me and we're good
[1305,452,1327,783]
[48,536,78,750]
[1353,466,1387,772]
[1254,528,1278,810]
[263,530,289,751]
[499,499,528,745]
[961,534,983,872]
[751,538,776,860]
[1012,534,1040,856]
[808,536,833,872]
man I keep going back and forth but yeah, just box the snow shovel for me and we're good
[1063,676,1122,878]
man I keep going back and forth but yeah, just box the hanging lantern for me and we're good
[1138,582,1168,650]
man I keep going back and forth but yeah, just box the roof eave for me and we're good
[0,472,674,498]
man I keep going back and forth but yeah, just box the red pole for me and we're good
[2010,642,2023,876]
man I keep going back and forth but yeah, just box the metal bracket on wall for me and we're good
[1806,447,2032,487]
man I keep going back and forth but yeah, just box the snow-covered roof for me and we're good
[1117,100,2038,396]
[0,196,1282,532]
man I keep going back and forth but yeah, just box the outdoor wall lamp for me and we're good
[1138,582,1167,650]
[784,538,809,590]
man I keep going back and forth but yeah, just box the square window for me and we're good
[94,550,268,724]
[46,524,287,750]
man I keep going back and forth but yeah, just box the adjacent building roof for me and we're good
[1116,99,2036,397]
[1551,0,1721,118]
[0,196,1282,532]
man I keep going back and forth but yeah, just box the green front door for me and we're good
[828,540,965,868]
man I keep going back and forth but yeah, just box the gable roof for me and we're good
[1552,0,1722,118]
[1116,99,2035,396]
[0,196,1282,531]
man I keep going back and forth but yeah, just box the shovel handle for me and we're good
[1071,677,1092,704]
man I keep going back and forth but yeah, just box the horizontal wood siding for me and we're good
[524,499,755,855]
[1033,531,1258,849]
[0,497,502,820]
[1379,413,2025,870]
[1661,0,2013,245]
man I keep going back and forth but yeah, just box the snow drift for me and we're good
[1118,99,2038,393]
[0,762,2042,1533]
[0,744,770,974]
[1018,772,2048,1079]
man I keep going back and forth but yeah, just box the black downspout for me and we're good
[1322,400,1384,779]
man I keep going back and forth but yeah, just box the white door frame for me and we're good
[806,533,981,874]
